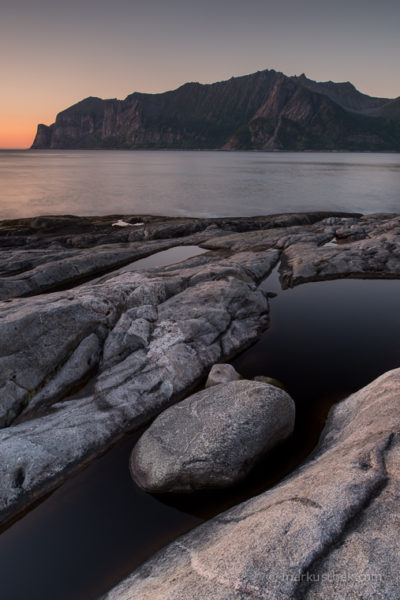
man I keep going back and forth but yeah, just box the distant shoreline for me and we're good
[2,147,400,154]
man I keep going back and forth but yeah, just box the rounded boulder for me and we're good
[130,380,295,493]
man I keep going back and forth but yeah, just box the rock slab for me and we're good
[104,368,400,600]
[130,380,295,492]
[0,253,271,523]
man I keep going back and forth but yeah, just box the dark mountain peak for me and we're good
[180,81,202,89]
[55,96,123,133]
[371,96,400,119]
[59,96,107,115]
[291,74,389,113]
[31,69,400,151]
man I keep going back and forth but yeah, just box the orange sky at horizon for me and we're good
[0,118,39,149]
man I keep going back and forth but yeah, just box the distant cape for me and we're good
[31,69,400,151]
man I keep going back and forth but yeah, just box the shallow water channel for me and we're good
[1,267,400,600]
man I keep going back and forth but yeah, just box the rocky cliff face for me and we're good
[31,69,400,151]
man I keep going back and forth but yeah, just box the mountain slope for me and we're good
[31,69,400,151]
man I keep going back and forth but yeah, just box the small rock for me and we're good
[253,375,286,391]
[112,220,132,227]
[130,380,295,492]
[205,363,242,388]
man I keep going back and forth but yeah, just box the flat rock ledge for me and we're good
[104,367,400,600]
[130,380,295,492]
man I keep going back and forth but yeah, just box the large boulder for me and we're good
[104,368,400,600]
[130,380,295,492]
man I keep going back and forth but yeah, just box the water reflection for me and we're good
[1,150,400,219]
[0,277,400,600]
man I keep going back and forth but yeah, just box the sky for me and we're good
[1,0,399,148]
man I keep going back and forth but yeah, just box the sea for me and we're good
[2,149,400,600]
[1,149,400,219]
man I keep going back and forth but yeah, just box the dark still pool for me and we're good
[1,276,400,600]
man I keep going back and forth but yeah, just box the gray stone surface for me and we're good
[7,209,393,302]
[130,380,295,492]
[205,363,242,388]
[0,239,179,300]
[0,244,271,522]
[104,367,400,600]
[280,214,400,286]
[203,214,400,288]
[20,333,101,417]
[2,210,400,528]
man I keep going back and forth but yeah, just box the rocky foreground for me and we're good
[1,211,400,597]
[105,367,400,600]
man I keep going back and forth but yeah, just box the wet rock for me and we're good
[205,364,242,388]
[104,368,400,600]
[130,380,295,492]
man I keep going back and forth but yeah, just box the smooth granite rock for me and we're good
[202,214,400,288]
[130,380,295,492]
[0,243,271,522]
[6,209,391,302]
[279,214,400,287]
[104,367,400,600]
[2,211,400,526]
[205,363,242,388]
[0,239,180,300]
[20,333,101,418]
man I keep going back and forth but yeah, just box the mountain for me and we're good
[31,69,400,151]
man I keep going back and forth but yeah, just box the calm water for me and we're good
[1,150,400,219]
[1,151,400,599]
[1,276,400,600]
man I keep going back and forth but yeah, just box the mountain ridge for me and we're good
[31,69,400,151]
